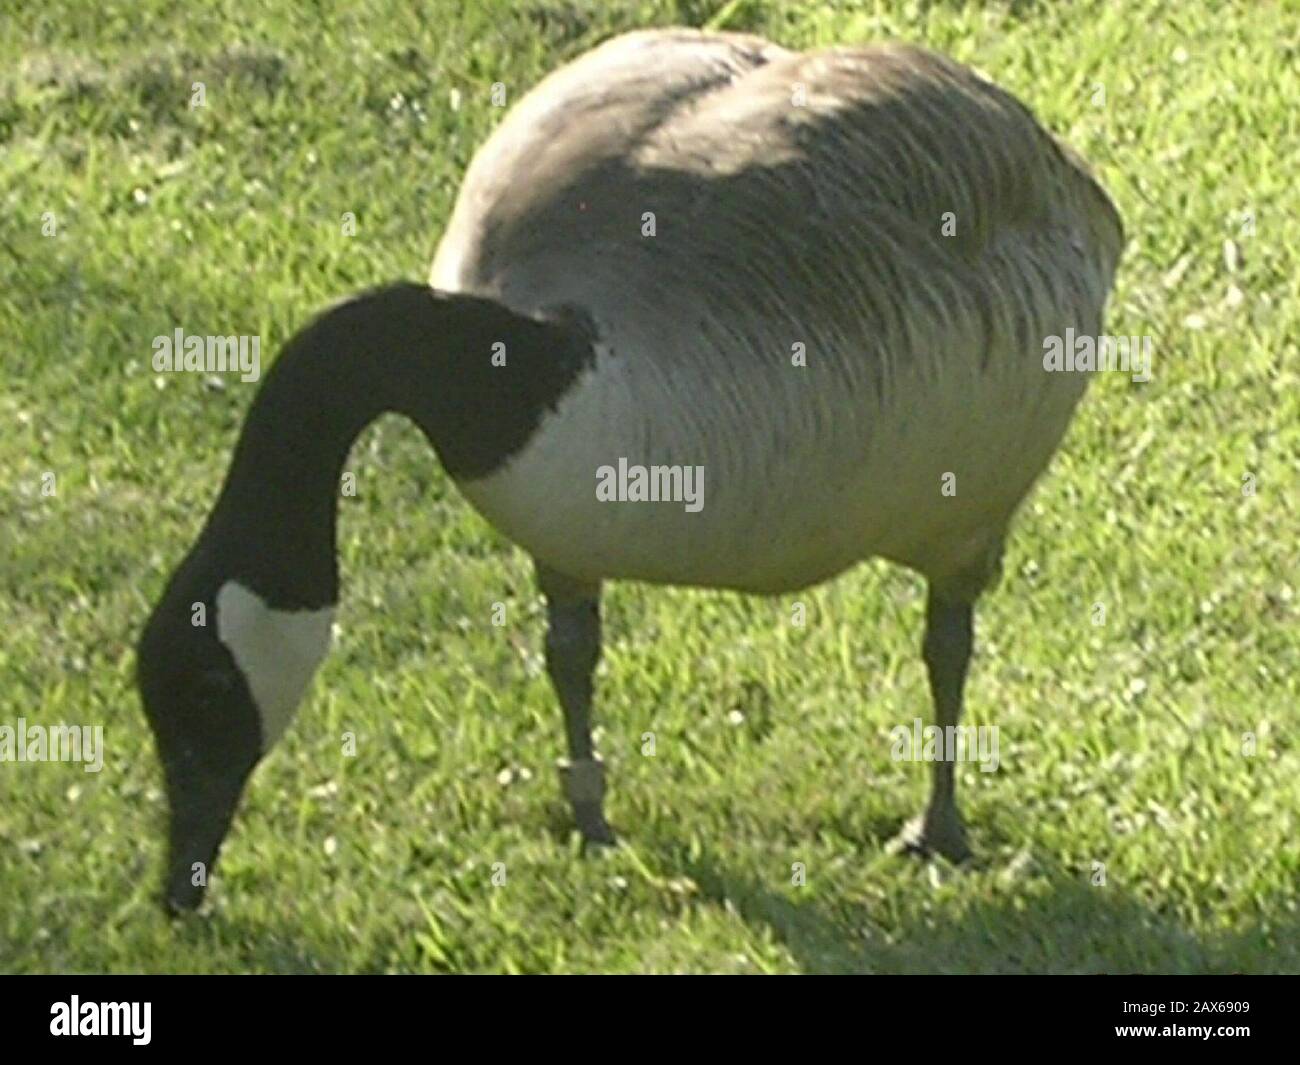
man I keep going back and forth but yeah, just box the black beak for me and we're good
[165,867,209,915]
[161,766,250,915]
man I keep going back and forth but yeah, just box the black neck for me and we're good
[201,282,594,607]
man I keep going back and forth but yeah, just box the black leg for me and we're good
[895,588,976,861]
[536,562,614,846]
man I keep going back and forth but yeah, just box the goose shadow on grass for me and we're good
[151,824,1298,974]
[670,846,1298,974]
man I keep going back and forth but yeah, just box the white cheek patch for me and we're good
[215,580,335,749]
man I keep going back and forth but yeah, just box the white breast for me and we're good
[450,309,1039,594]
[435,250,1098,596]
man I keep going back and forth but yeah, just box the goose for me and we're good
[137,28,1124,912]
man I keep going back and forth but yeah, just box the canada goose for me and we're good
[137,29,1123,912]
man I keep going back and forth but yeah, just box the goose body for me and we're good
[434,30,1122,593]
[137,29,1123,912]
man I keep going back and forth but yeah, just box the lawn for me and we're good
[1,0,1296,973]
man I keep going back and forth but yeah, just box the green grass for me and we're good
[1,0,1297,973]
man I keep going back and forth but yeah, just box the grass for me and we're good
[1,0,1297,973]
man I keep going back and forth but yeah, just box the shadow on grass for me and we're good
[147,812,1299,974]
[672,846,1298,974]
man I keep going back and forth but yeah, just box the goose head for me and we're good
[137,558,262,914]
